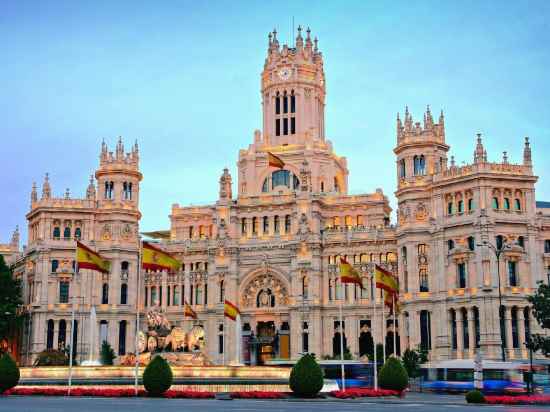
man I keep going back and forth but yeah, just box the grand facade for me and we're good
[5,27,550,366]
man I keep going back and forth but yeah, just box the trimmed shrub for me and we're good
[378,356,408,392]
[143,355,173,396]
[100,341,116,365]
[33,349,69,366]
[466,390,485,404]
[0,353,20,393]
[289,353,324,398]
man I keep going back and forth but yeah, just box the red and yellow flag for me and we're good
[76,241,110,273]
[142,241,181,272]
[184,301,197,319]
[339,256,363,288]
[224,300,240,321]
[384,290,400,315]
[375,264,398,294]
[267,152,285,168]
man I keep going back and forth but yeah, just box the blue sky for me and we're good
[1,1,549,245]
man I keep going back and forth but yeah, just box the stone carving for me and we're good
[415,203,427,221]
[241,273,289,308]
[121,223,133,240]
[101,224,112,241]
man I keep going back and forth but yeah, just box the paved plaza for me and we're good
[1,394,549,412]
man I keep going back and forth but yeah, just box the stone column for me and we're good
[348,315,359,358]
[53,320,59,350]
[504,306,513,358]
[456,309,464,358]
[518,309,527,359]
[468,307,476,358]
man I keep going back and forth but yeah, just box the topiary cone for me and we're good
[289,353,324,398]
[378,356,408,392]
[0,353,20,393]
[143,355,173,396]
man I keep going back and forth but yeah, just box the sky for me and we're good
[1,0,549,245]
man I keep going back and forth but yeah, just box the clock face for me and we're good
[278,68,291,80]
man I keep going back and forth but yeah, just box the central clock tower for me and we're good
[261,26,326,146]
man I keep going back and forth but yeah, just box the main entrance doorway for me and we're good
[257,321,276,364]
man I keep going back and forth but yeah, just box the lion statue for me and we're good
[164,327,187,351]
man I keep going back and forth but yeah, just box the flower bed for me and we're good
[231,391,287,399]
[330,388,401,399]
[3,387,292,399]
[484,395,550,405]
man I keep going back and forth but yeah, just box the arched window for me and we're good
[53,227,60,239]
[151,286,157,306]
[448,239,455,251]
[63,227,71,239]
[51,259,59,273]
[275,92,280,115]
[447,201,453,215]
[283,91,288,114]
[414,155,426,176]
[241,218,247,235]
[105,181,114,199]
[120,283,128,305]
[515,198,521,211]
[74,227,81,240]
[302,277,308,298]
[219,280,225,303]
[102,283,109,304]
[121,261,129,275]
[252,217,258,235]
[274,215,280,234]
[144,287,148,306]
[399,159,406,179]
[285,215,291,233]
[474,307,481,348]
[58,319,67,349]
[462,308,469,349]
[419,155,426,175]
[450,309,457,349]
[262,178,269,192]
[496,235,504,250]
[458,200,464,213]
[123,182,132,200]
[262,216,269,234]
[46,319,54,349]
[118,320,127,355]
[290,90,295,113]
[320,181,325,192]
[511,307,519,348]
[468,236,475,251]
[468,198,474,211]
[420,310,431,350]
[518,236,525,249]
[492,197,500,209]
[272,170,290,188]
[504,198,511,210]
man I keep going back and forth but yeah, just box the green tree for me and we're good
[378,357,409,392]
[0,353,19,393]
[402,347,428,379]
[526,282,550,356]
[289,353,324,398]
[0,256,23,344]
[143,356,173,396]
[100,340,116,365]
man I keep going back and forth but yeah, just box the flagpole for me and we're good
[372,275,378,390]
[134,237,142,396]
[222,312,225,366]
[236,314,241,365]
[392,294,397,357]
[339,298,346,392]
[68,243,78,395]
[381,289,386,361]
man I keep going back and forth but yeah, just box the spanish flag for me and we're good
[142,241,181,272]
[375,264,398,294]
[339,256,363,288]
[267,152,285,168]
[224,300,240,321]
[384,290,400,315]
[76,241,110,273]
[184,301,197,319]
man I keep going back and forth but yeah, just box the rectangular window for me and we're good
[545,240,550,254]
[275,119,280,136]
[283,95,288,113]
[419,268,429,292]
[283,118,288,135]
[468,198,474,211]
[275,96,280,114]
[291,95,296,113]
[457,263,467,288]
[263,216,269,234]
[59,281,69,303]
[508,261,518,286]
[219,332,224,354]
[118,321,127,355]
[458,200,464,213]
[447,202,453,215]
[290,117,295,134]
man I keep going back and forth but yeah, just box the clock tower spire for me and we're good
[261,27,325,146]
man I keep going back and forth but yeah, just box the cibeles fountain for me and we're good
[118,309,211,366]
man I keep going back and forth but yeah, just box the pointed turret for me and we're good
[396,112,403,140]
[296,25,304,50]
[116,136,124,159]
[272,28,279,50]
[42,173,51,199]
[305,27,312,51]
[473,133,485,164]
[10,226,19,250]
[219,168,233,200]
[523,137,532,166]
[86,174,96,200]
[313,36,318,53]
[31,181,37,205]
[65,188,70,199]
[425,105,433,129]
[502,151,509,164]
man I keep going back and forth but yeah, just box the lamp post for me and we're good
[478,239,510,362]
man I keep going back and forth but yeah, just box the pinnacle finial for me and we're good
[306,27,311,39]
[523,136,532,166]
[313,36,318,52]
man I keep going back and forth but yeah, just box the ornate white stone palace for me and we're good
[4,27,550,366]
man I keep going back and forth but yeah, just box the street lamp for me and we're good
[478,238,511,362]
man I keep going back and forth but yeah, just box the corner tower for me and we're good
[262,26,326,145]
